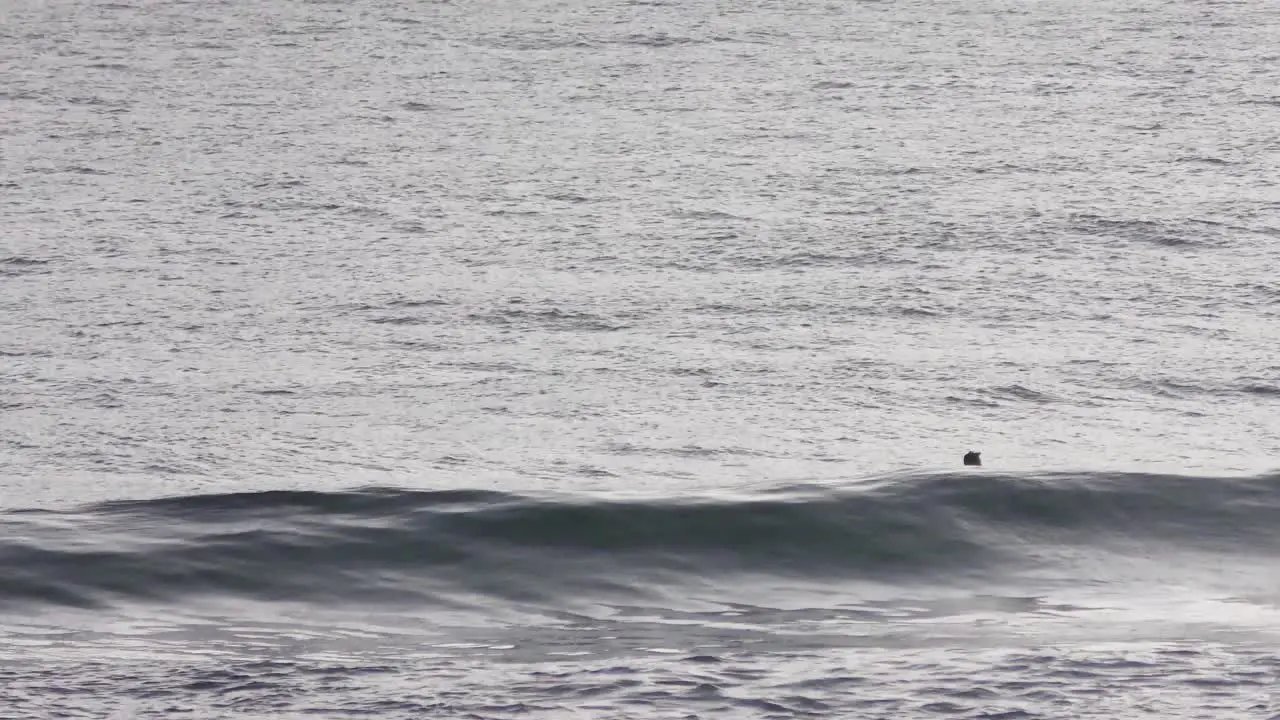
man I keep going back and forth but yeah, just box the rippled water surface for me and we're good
[2,0,1279,716]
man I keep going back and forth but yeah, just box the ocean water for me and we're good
[2,0,1279,716]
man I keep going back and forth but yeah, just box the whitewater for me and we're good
[2,0,1280,716]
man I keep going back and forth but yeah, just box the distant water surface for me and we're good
[2,0,1278,716]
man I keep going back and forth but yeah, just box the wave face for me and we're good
[2,472,1278,609]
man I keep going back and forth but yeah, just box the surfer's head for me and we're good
[963,450,981,466]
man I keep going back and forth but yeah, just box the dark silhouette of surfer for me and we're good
[963,450,981,466]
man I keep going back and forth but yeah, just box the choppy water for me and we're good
[3,0,1279,716]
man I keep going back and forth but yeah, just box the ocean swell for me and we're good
[1,471,1277,609]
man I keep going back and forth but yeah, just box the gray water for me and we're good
[3,0,1280,716]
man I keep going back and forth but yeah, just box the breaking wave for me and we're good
[2,471,1277,609]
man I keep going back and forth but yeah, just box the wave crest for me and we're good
[2,471,1277,609]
